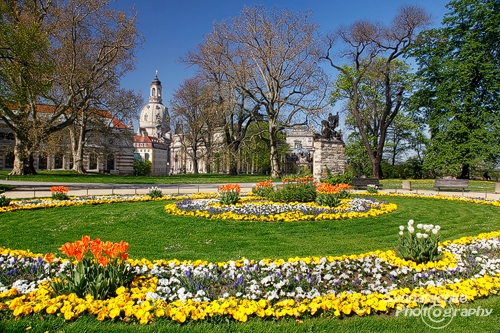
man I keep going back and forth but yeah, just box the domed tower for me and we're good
[138,71,170,139]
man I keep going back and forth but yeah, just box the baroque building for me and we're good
[0,106,134,174]
[133,72,172,175]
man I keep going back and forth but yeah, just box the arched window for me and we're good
[38,154,47,170]
[106,154,115,170]
[54,152,64,169]
[151,87,156,96]
[88,153,98,170]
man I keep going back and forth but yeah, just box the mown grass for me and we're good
[0,170,273,185]
[0,169,498,192]
[1,196,500,332]
[0,197,499,261]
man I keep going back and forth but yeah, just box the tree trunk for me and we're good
[269,127,281,178]
[10,137,37,175]
[191,148,199,174]
[69,125,87,174]
[458,164,470,179]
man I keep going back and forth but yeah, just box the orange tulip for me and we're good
[44,253,55,263]
[59,242,76,258]
[81,235,91,245]
[98,256,109,267]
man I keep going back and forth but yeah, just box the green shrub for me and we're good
[133,158,152,176]
[269,183,316,203]
[323,169,354,186]
[0,194,11,207]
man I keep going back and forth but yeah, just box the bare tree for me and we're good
[323,5,431,178]
[0,0,74,175]
[170,76,217,174]
[184,5,329,178]
[50,0,142,173]
[0,0,141,175]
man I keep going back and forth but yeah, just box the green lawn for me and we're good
[0,170,497,192]
[0,170,273,185]
[1,196,500,332]
[0,197,499,261]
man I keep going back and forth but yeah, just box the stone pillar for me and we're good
[313,139,345,181]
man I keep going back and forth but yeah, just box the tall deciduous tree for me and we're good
[170,76,218,174]
[323,5,431,178]
[411,0,500,178]
[0,0,141,175]
[0,0,67,175]
[185,5,329,178]
[50,0,141,174]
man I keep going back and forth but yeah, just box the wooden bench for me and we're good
[434,179,469,191]
[351,178,382,190]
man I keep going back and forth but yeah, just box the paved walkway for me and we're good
[2,180,500,200]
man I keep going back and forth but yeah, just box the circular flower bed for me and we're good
[1,192,500,325]
[164,196,398,222]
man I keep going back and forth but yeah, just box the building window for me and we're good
[144,153,150,161]
[38,154,47,170]
[88,153,98,170]
[4,152,14,169]
[54,152,64,169]
[106,154,115,170]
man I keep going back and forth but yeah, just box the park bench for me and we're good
[434,179,469,191]
[351,178,382,190]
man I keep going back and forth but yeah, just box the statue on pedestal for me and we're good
[319,112,341,140]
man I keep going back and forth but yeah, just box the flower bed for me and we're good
[1,230,500,324]
[0,193,218,214]
[165,197,397,222]
[1,192,500,325]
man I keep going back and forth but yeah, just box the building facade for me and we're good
[133,72,172,175]
[0,107,134,174]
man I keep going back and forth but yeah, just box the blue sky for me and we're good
[113,0,451,111]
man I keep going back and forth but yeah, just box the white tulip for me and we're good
[408,227,415,233]
[399,226,405,231]
[399,231,404,236]
[416,233,423,239]
[408,219,414,226]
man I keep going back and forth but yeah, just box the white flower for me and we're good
[408,227,415,234]
[423,233,429,239]
[416,233,423,239]
[417,224,423,229]
[432,228,439,235]
[399,225,405,231]
[399,231,404,236]
[408,219,414,226]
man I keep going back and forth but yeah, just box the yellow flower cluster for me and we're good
[0,192,219,214]
[164,201,398,222]
[3,271,500,324]
[363,192,500,208]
